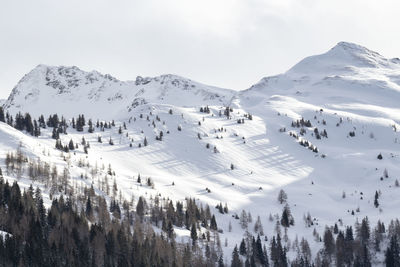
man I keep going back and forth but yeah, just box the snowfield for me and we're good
[2,41,400,264]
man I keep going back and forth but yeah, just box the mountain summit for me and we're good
[287,41,398,76]
[3,65,234,119]
[243,42,400,112]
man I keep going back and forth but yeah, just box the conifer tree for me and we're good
[231,245,242,267]
[374,191,379,208]
[278,189,288,204]
[86,196,92,218]
[281,204,294,227]
[239,239,247,256]
[0,107,5,122]
[190,223,198,246]
[68,139,75,150]
[136,196,145,221]
[386,235,400,267]
[88,119,94,133]
[210,215,218,230]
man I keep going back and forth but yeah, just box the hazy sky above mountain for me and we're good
[0,0,399,98]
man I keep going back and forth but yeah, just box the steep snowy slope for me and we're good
[2,42,400,264]
[3,65,235,120]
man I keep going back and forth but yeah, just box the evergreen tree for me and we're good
[52,128,59,139]
[68,139,75,150]
[239,238,247,256]
[190,223,197,246]
[386,235,400,267]
[136,196,145,221]
[231,245,242,267]
[88,119,94,133]
[218,255,224,267]
[281,204,294,227]
[210,215,218,230]
[86,196,92,218]
[277,189,287,204]
[358,217,370,245]
[323,228,335,256]
[0,107,5,122]
[374,191,379,208]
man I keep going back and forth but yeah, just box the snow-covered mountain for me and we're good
[3,64,235,119]
[243,42,400,111]
[2,42,400,265]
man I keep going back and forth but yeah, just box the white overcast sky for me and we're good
[0,0,399,98]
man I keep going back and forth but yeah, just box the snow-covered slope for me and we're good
[242,42,400,113]
[2,42,400,264]
[4,65,235,120]
[238,42,400,258]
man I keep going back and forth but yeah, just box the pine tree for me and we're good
[240,210,248,229]
[88,119,94,133]
[190,223,197,246]
[374,191,379,208]
[210,215,218,230]
[386,235,400,267]
[86,196,92,218]
[358,217,370,245]
[323,228,335,256]
[0,107,5,122]
[33,120,40,136]
[68,139,75,150]
[51,127,59,139]
[239,238,247,255]
[281,204,294,227]
[167,220,174,239]
[231,245,242,267]
[277,189,287,204]
[218,255,224,267]
[136,196,145,221]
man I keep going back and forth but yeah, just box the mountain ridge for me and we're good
[4,41,400,120]
[3,64,235,119]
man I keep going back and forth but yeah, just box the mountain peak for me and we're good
[245,41,400,100]
[330,41,372,54]
[286,41,394,76]
[327,41,387,65]
[4,65,235,119]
